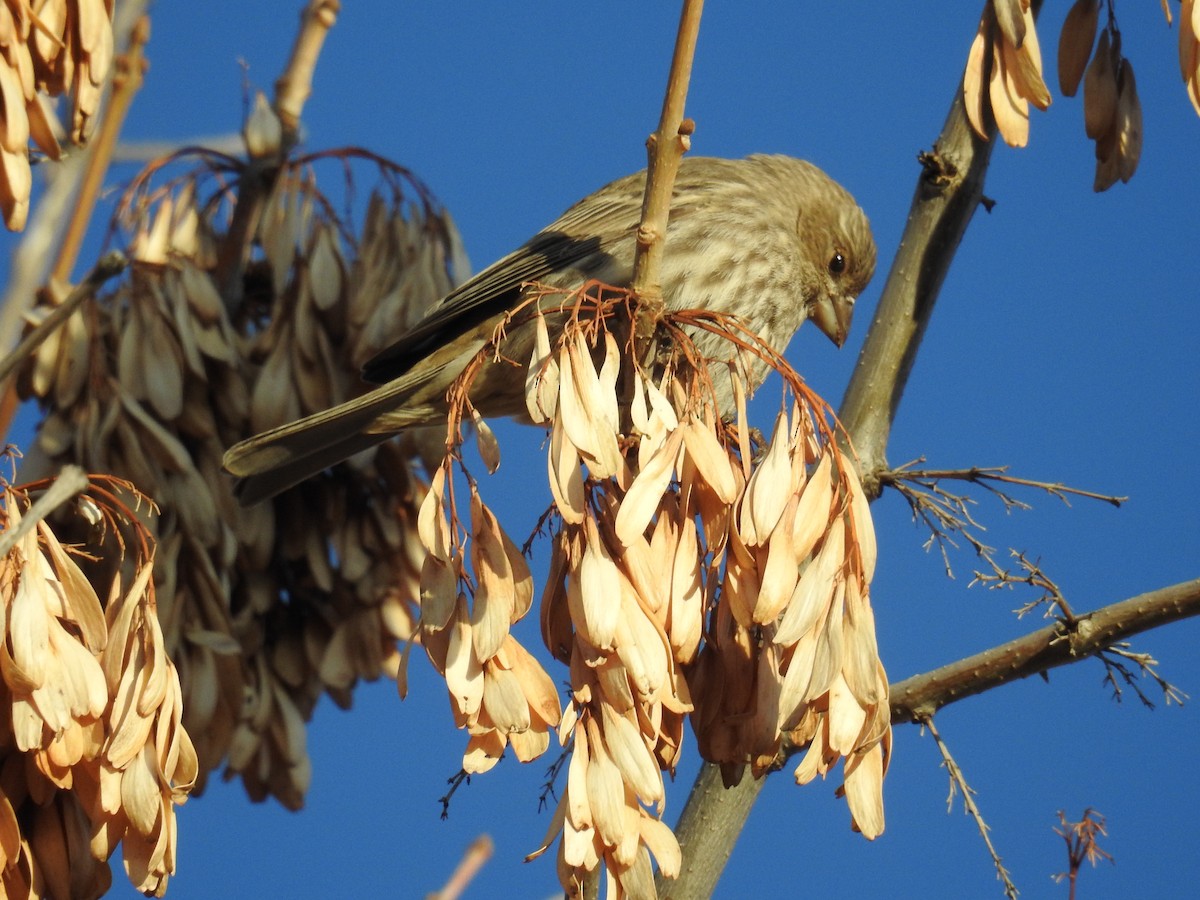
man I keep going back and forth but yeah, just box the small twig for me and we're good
[971,550,1075,622]
[426,834,494,900]
[885,462,1127,508]
[1097,643,1187,708]
[629,0,703,336]
[438,769,471,820]
[113,133,247,162]
[537,740,573,813]
[880,458,1125,582]
[921,715,1019,899]
[1052,809,1113,899]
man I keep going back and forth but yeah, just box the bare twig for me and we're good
[438,769,471,820]
[922,715,1019,899]
[970,550,1075,621]
[114,134,247,162]
[1097,644,1188,708]
[1053,809,1113,899]
[427,835,494,900]
[885,462,1126,508]
[630,0,703,335]
[536,741,573,813]
[274,0,341,140]
[890,578,1200,722]
[881,459,1123,583]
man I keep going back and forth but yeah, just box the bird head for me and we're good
[805,199,876,348]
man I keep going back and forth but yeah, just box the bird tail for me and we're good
[223,367,446,505]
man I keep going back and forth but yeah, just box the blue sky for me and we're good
[6,2,1199,898]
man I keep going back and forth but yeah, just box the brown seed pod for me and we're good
[1058,0,1100,97]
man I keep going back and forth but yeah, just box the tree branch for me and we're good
[630,0,703,335]
[890,577,1200,721]
[839,92,997,492]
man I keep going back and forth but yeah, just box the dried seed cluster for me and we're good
[423,297,890,898]
[18,151,466,810]
[1181,0,1200,114]
[0,0,114,229]
[0,477,194,897]
[964,0,1052,149]
[1059,0,1142,190]
[959,0,1200,191]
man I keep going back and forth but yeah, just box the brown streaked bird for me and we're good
[224,154,876,504]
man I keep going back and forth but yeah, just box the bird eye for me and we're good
[829,251,847,275]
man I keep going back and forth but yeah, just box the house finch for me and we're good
[225,154,875,502]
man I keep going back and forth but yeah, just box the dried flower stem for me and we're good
[921,714,1019,899]
[1053,808,1113,899]
[890,577,1200,721]
[630,0,703,335]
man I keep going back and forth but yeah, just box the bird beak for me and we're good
[810,295,854,348]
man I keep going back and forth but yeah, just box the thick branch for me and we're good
[890,578,1200,721]
[839,93,996,491]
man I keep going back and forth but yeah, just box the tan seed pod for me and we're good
[990,39,1031,147]
[1115,60,1143,183]
[1009,1,1051,110]
[1083,29,1118,139]
[1058,0,1100,96]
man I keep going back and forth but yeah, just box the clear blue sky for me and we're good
[7,3,1199,898]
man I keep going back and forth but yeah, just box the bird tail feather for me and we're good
[223,363,451,504]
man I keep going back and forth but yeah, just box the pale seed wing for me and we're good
[547,415,585,525]
[964,16,990,140]
[826,672,868,756]
[599,703,663,805]
[637,810,681,879]
[1058,0,1099,96]
[680,417,737,504]
[774,516,845,646]
[790,453,834,562]
[751,495,800,624]
[614,427,682,546]
[843,743,886,839]
[991,40,1031,147]
[738,410,791,544]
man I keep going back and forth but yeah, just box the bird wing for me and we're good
[361,184,647,383]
